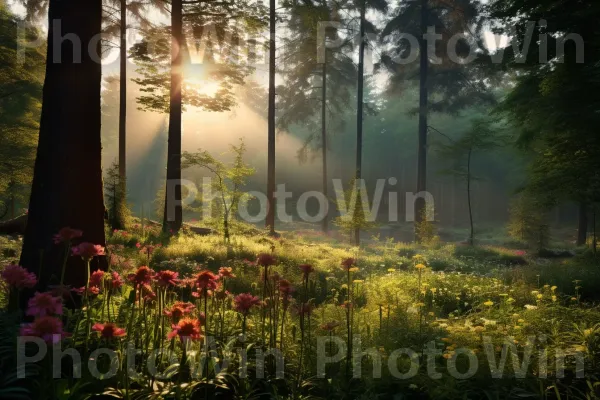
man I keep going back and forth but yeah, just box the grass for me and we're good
[2,224,600,399]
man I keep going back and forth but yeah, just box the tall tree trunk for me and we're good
[20,0,106,291]
[466,148,474,245]
[577,201,588,246]
[593,204,597,255]
[115,0,127,230]
[265,0,276,235]
[163,0,183,234]
[415,0,429,242]
[354,0,365,247]
[321,54,328,233]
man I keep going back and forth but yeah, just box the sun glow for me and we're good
[185,78,221,97]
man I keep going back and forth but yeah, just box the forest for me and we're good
[1,0,600,398]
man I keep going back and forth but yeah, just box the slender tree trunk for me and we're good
[415,0,429,242]
[163,0,183,234]
[265,0,276,235]
[20,0,106,291]
[115,0,127,230]
[577,201,588,246]
[321,55,328,233]
[593,204,597,255]
[354,0,365,247]
[9,190,15,220]
[466,148,474,245]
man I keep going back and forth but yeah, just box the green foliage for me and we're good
[333,179,377,241]
[507,194,551,252]
[0,1,45,218]
[104,160,130,230]
[182,138,255,242]
[130,0,267,114]
[490,0,600,209]
[414,203,439,246]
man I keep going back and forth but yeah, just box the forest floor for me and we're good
[1,223,600,399]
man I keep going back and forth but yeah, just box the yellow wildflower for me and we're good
[483,300,494,307]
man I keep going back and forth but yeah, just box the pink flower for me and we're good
[26,292,62,317]
[164,301,195,321]
[92,323,126,338]
[196,270,219,291]
[53,227,83,244]
[72,243,105,260]
[218,267,235,278]
[167,318,202,343]
[154,270,179,287]
[233,293,261,315]
[256,253,276,267]
[89,270,105,288]
[299,264,315,277]
[1,264,37,289]
[128,266,154,287]
[341,258,356,270]
[20,316,67,344]
[109,271,123,289]
[73,286,100,296]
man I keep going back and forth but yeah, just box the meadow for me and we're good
[2,223,600,400]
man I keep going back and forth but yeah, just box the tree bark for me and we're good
[115,0,128,230]
[577,201,588,246]
[163,0,183,234]
[265,0,276,235]
[354,0,365,247]
[415,0,429,242]
[321,54,328,233]
[467,148,474,245]
[20,0,107,290]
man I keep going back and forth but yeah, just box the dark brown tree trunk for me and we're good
[115,0,127,230]
[265,0,276,235]
[577,201,588,246]
[467,148,474,245]
[163,0,183,234]
[354,0,365,247]
[321,56,328,233]
[415,0,429,242]
[20,0,106,290]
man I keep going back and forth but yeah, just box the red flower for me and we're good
[53,227,83,244]
[20,316,67,344]
[154,270,179,287]
[73,286,100,296]
[140,284,156,302]
[167,318,202,342]
[1,264,37,289]
[218,267,235,278]
[319,321,340,332]
[278,279,294,296]
[256,253,276,267]
[295,302,313,317]
[341,258,356,270]
[89,270,105,288]
[72,243,105,260]
[109,271,123,289]
[26,292,62,317]
[233,293,261,315]
[299,264,315,277]
[196,270,219,291]
[92,322,126,338]
[164,301,195,321]
[128,266,154,287]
